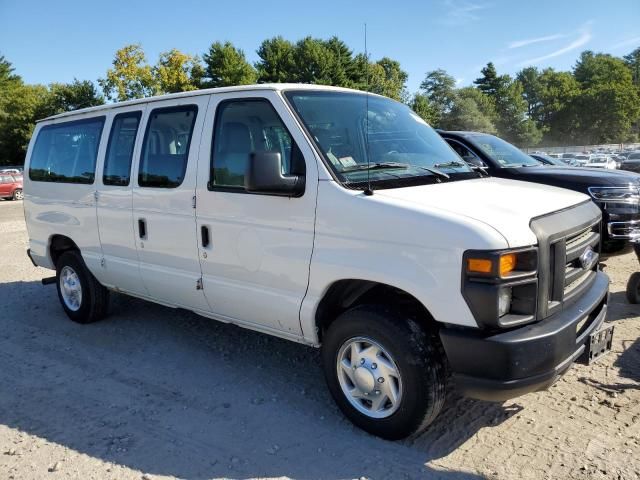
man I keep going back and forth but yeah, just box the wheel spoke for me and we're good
[369,391,389,412]
[381,377,400,406]
[375,354,399,379]
[340,358,356,385]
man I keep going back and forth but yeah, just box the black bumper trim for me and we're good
[440,270,609,401]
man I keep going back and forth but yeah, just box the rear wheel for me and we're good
[12,189,23,200]
[626,272,640,304]
[55,251,109,323]
[321,304,446,440]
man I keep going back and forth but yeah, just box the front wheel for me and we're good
[55,250,109,323]
[12,189,23,201]
[321,305,446,440]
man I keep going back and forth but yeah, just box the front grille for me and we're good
[561,222,600,302]
[530,201,602,320]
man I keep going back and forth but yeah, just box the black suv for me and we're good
[439,130,640,253]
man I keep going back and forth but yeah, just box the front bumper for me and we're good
[607,219,640,240]
[440,270,609,401]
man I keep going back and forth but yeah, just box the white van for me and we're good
[23,85,612,440]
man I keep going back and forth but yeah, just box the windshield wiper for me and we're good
[415,165,450,179]
[340,161,409,172]
[433,161,467,169]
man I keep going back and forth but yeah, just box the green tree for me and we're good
[476,63,541,146]
[255,36,296,83]
[99,44,157,101]
[154,49,204,93]
[572,51,640,143]
[0,83,49,165]
[364,57,408,101]
[516,66,543,120]
[441,87,497,133]
[419,69,457,123]
[202,41,256,87]
[40,79,104,116]
[536,69,580,144]
[409,93,438,124]
[474,62,509,97]
[623,46,640,86]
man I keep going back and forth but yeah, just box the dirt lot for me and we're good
[0,199,638,480]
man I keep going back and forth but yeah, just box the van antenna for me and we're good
[363,23,373,196]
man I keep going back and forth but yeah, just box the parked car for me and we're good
[586,155,618,169]
[440,130,640,253]
[619,152,640,173]
[24,85,612,440]
[573,154,590,166]
[0,173,23,200]
[530,153,568,166]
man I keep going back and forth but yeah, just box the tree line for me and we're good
[1,36,639,165]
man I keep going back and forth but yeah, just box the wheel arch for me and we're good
[48,234,80,267]
[314,279,439,344]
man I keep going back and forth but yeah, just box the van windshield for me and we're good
[284,90,475,189]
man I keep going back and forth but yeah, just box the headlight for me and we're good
[462,248,538,328]
[588,186,640,203]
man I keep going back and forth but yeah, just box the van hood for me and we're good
[374,177,591,247]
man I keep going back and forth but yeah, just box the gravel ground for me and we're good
[0,199,638,480]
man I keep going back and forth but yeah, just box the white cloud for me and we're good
[508,34,566,49]
[455,77,464,86]
[610,36,640,50]
[517,23,593,67]
[441,0,491,25]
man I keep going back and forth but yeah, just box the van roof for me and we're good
[40,83,373,122]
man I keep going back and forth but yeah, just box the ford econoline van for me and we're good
[23,85,612,439]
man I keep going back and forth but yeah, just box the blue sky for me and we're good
[1,0,639,93]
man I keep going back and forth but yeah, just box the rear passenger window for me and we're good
[138,106,197,188]
[29,117,105,184]
[210,99,302,190]
[103,112,142,186]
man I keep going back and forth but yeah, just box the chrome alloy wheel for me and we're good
[60,266,82,311]
[336,336,403,418]
[14,190,23,200]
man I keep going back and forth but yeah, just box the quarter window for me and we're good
[103,112,142,186]
[29,117,105,184]
[210,99,303,190]
[138,106,197,188]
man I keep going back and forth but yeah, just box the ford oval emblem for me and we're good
[579,246,597,271]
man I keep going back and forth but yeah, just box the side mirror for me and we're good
[245,152,305,197]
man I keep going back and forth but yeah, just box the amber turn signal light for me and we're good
[467,253,517,277]
[467,258,493,274]
[499,253,516,277]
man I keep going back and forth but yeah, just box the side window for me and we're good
[138,106,197,188]
[448,140,484,166]
[0,176,9,184]
[29,117,105,184]
[103,111,142,186]
[210,99,303,190]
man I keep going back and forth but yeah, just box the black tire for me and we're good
[55,250,109,323]
[626,272,640,304]
[321,304,446,440]
[12,188,23,201]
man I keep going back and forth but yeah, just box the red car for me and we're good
[0,173,23,200]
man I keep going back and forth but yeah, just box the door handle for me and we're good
[138,219,147,239]
[201,225,210,248]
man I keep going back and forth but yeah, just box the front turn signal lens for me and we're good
[467,258,493,274]
[467,252,518,277]
[499,253,516,277]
